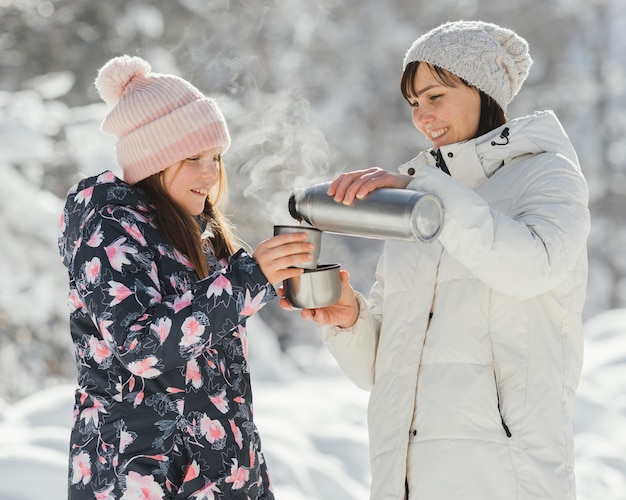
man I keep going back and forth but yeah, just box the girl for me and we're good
[285,20,590,499]
[59,55,311,499]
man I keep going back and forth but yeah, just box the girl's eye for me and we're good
[430,94,441,101]
[409,101,419,108]
[186,156,200,162]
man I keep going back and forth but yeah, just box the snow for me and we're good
[1,311,626,499]
[0,22,625,497]
[0,316,372,500]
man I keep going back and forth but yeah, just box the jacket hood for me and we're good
[399,110,581,189]
[476,110,580,172]
[58,171,150,270]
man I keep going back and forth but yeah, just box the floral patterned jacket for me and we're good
[58,171,276,499]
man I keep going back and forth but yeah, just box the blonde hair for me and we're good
[136,157,245,279]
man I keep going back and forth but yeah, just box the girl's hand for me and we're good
[278,270,360,328]
[327,167,413,205]
[253,233,313,286]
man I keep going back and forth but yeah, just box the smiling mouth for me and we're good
[191,189,209,196]
[429,127,448,140]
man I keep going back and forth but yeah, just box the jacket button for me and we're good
[447,152,454,158]
[412,430,417,436]
[407,167,415,175]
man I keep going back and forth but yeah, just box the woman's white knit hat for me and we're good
[403,20,532,113]
[94,55,231,185]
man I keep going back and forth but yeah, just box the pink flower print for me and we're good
[119,429,136,453]
[134,391,144,407]
[180,316,205,348]
[78,388,88,405]
[72,236,82,259]
[146,285,162,306]
[229,419,243,449]
[249,442,256,468]
[150,317,172,345]
[80,398,107,428]
[122,220,147,246]
[107,280,133,306]
[71,451,92,485]
[239,288,267,317]
[173,248,192,268]
[185,358,203,389]
[87,222,105,247]
[105,237,137,272]
[113,378,124,402]
[75,186,94,206]
[183,460,200,483]
[85,257,101,284]
[94,483,115,500]
[173,291,193,313]
[209,389,229,414]
[58,211,66,234]
[127,356,162,379]
[189,481,221,500]
[206,273,232,299]
[98,171,116,183]
[120,471,165,500]
[166,386,185,394]
[97,317,114,344]
[67,289,85,313]
[148,261,159,286]
[89,336,112,364]
[234,325,249,362]
[200,415,227,449]
[225,458,249,490]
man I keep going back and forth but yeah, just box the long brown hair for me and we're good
[136,157,244,279]
[400,61,506,139]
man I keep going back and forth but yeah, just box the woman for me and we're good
[58,55,313,499]
[284,21,590,499]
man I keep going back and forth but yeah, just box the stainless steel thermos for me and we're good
[288,182,444,243]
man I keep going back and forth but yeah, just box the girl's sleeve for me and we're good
[408,155,590,299]
[72,207,275,378]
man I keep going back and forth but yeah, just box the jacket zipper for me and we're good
[495,380,512,438]
[498,402,512,438]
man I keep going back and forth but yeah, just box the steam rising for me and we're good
[231,87,336,225]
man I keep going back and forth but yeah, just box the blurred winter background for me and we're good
[0,0,625,498]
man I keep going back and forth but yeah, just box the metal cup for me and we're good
[284,263,342,309]
[273,224,322,270]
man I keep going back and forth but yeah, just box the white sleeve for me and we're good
[318,288,382,391]
[409,154,590,299]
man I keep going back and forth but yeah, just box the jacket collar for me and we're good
[398,110,579,190]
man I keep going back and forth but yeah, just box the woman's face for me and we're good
[407,64,481,148]
[161,147,222,216]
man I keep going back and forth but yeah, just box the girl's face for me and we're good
[407,63,481,149]
[161,147,222,216]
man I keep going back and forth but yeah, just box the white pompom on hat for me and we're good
[94,55,231,185]
[403,20,532,113]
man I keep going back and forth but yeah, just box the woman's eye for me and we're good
[410,101,419,108]
[430,94,441,101]
[186,156,200,162]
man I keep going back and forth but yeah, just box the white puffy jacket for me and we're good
[320,111,589,500]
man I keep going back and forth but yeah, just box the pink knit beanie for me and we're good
[94,55,231,185]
